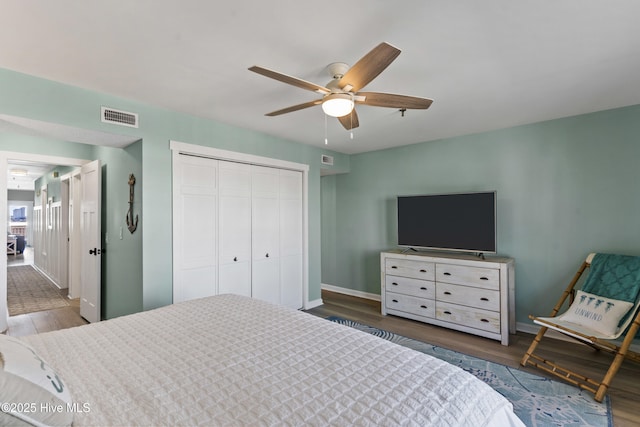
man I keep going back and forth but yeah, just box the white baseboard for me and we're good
[321,284,381,302]
[305,298,323,310]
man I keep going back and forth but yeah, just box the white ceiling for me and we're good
[1,1,640,155]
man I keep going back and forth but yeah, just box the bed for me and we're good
[1,294,524,426]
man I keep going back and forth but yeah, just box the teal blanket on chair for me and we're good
[583,253,640,303]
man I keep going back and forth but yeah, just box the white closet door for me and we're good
[173,155,218,303]
[279,169,303,309]
[251,166,280,304]
[218,161,252,297]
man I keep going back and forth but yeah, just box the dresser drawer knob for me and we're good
[443,272,451,276]
[391,265,398,269]
[480,297,489,301]
[443,310,452,315]
[392,299,399,303]
[444,291,452,295]
[480,277,489,281]
[419,269,427,273]
[392,282,399,286]
[420,287,428,290]
[420,305,428,309]
[480,318,489,323]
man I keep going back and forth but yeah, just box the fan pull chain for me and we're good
[324,113,328,145]
[350,109,354,140]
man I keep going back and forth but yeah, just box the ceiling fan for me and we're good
[249,42,433,130]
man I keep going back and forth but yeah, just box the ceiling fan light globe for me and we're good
[322,94,354,117]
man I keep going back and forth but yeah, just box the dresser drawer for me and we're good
[436,263,499,290]
[436,283,500,311]
[436,301,500,333]
[385,292,435,318]
[385,258,435,280]
[385,275,435,299]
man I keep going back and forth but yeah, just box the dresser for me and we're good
[381,250,515,345]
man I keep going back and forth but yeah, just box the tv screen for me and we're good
[397,191,496,253]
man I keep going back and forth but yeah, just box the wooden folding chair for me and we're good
[521,253,640,402]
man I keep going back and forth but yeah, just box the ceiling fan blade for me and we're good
[249,66,330,94]
[356,92,433,109]
[337,109,359,130]
[338,42,401,92]
[265,99,322,116]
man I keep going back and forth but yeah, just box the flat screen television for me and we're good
[397,191,496,254]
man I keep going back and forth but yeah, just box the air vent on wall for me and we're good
[101,107,139,128]
[321,154,334,166]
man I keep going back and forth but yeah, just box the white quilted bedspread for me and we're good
[23,295,522,426]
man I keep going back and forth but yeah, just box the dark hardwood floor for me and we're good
[5,287,638,426]
[307,290,640,427]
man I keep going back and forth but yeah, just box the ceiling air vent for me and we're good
[321,154,334,166]
[101,107,139,128]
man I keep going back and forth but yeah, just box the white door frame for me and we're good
[170,140,311,309]
[0,151,90,333]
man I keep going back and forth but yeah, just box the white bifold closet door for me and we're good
[218,161,252,297]
[174,154,303,309]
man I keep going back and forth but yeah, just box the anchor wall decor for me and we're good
[126,173,139,234]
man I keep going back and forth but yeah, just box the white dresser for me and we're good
[381,250,515,345]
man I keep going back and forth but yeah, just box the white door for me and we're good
[218,161,252,296]
[80,160,101,323]
[173,155,218,303]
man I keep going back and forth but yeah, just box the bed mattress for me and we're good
[22,294,523,426]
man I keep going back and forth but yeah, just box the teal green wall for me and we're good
[322,104,640,325]
[0,68,349,315]
[96,141,143,318]
[34,165,76,204]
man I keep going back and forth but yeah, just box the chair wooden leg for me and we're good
[521,325,548,366]
[595,316,640,402]
[522,263,588,366]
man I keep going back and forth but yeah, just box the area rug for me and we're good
[7,265,69,316]
[328,317,612,427]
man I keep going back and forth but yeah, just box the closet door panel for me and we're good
[174,155,218,302]
[219,161,252,297]
[252,196,279,260]
[279,170,303,308]
[280,254,303,309]
[179,266,217,302]
[252,258,280,304]
[279,197,302,257]
[252,166,280,262]
[219,262,251,296]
